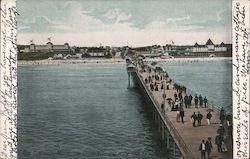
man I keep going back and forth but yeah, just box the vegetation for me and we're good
[18,52,54,60]
[18,52,70,60]
[104,52,112,58]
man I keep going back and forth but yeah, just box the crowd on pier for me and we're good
[136,60,232,159]
[198,107,232,159]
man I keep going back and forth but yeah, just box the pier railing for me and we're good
[168,77,221,113]
[145,60,229,113]
[135,69,196,159]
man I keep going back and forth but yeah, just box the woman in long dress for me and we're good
[176,108,180,122]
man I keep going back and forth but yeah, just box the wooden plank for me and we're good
[136,66,232,159]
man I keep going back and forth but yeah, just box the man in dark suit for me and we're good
[197,111,203,126]
[206,137,212,159]
[199,139,206,159]
[215,134,223,152]
[191,112,197,127]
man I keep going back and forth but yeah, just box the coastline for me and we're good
[18,57,232,65]
[17,58,126,65]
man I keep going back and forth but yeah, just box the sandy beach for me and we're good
[18,57,232,65]
[18,58,126,65]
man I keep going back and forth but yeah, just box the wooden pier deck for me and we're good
[135,65,232,159]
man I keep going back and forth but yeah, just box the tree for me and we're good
[121,52,125,59]
[82,53,91,57]
[105,52,112,58]
[111,50,116,57]
[75,47,80,53]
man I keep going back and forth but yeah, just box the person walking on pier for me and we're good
[206,111,212,125]
[217,124,225,137]
[178,92,183,101]
[184,95,189,108]
[219,108,225,124]
[174,92,178,101]
[176,108,181,122]
[155,85,159,91]
[204,97,208,107]
[195,95,199,108]
[180,108,185,123]
[206,137,212,159]
[188,94,193,107]
[150,83,154,91]
[215,134,223,153]
[191,112,197,127]
[161,83,164,90]
[199,140,206,159]
[199,95,203,107]
[197,111,203,126]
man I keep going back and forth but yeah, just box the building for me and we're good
[132,46,151,54]
[164,44,172,52]
[191,39,230,57]
[86,47,107,57]
[20,42,71,53]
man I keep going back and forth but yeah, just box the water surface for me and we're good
[18,63,167,159]
[18,60,232,159]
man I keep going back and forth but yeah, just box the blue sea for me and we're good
[17,60,232,159]
[162,59,232,113]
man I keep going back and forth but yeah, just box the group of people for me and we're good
[215,124,228,153]
[173,93,208,110]
[194,95,208,108]
[199,137,213,159]
[144,69,171,94]
[173,83,187,94]
[199,108,232,158]
[190,111,212,127]
[218,108,232,137]
[199,114,229,159]
[139,64,232,158]
[214,108,232,154]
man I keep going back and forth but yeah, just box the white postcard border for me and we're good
[232,0,250,159]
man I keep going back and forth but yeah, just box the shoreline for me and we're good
[18,57,232,65]
[18,58,126,65]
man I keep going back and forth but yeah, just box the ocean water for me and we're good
[17,60,232,159]
[17,63,168,159]
[162,59,232,113]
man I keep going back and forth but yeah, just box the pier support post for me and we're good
[166,129,169,149]
[127,72,131,88]
[174,143,176,158]
[162,124,165,140]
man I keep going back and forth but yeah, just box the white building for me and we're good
[192,39,227,53]
[20,42,71,53]
[190,39,230,57]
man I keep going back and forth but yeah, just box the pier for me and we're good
[126,56,232,159]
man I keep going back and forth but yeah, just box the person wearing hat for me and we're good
[194,95,199,108]
[219,107,225,124]
[206,111,212,125]
[188,94,193,107]
[184,95,189,109]
[199,139,206,159]
[217,124,225,137]
[191,112,197,127]
[197,111,203,126]
[206,137,213,159]
[204,97,208,107]
[215,134,223,152]
[180,108,185,123]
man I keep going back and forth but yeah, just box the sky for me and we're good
[17,0,232,47]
